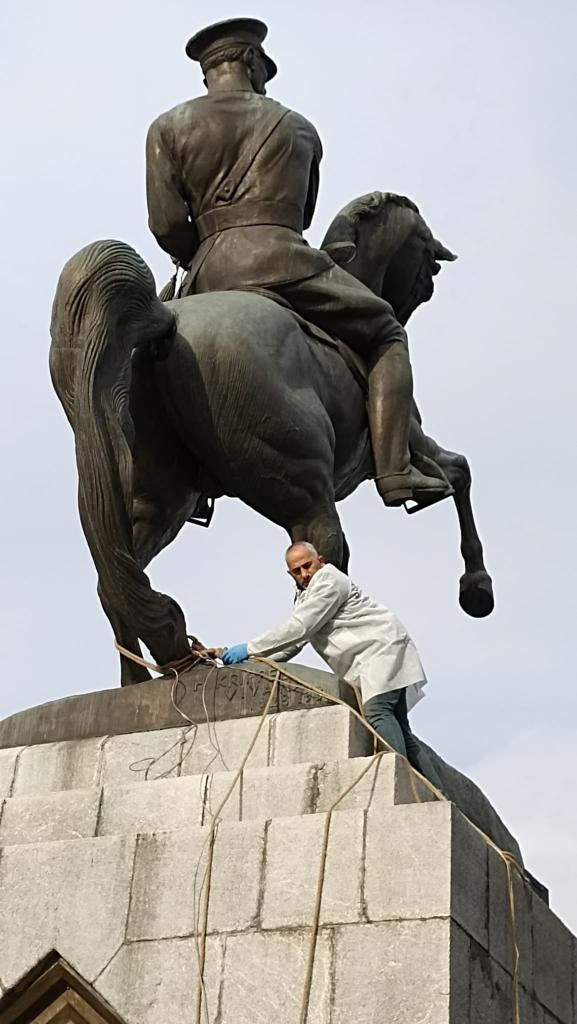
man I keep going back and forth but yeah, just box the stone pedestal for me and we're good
[0,690,573,1023]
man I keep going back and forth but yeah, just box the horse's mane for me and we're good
[321,191,456,268]
[338,191,420,225]
[321,192,424,275]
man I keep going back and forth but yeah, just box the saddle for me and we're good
[240,286,369,392]
[159,277,368,392]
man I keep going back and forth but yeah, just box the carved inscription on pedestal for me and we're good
[175,663,330,722]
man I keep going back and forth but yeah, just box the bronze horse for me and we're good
[50,192,493,685]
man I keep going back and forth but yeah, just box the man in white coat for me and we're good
[222,541,443,787]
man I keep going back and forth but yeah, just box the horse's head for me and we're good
[321,191,456,325]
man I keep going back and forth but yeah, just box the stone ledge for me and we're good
[0,817,571,1024]
[0,661,353,749]
[0,753,437,846]
[1,707,370,799]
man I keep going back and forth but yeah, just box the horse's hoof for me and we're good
[459,571,494,617]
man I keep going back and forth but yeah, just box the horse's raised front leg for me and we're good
[410,414,494,617]
[439,452,494,616]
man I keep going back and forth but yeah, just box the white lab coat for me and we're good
[248,564,427,707]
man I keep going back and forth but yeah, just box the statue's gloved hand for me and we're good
[222,643,249,665]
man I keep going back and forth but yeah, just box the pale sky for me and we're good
[1,1,576,927]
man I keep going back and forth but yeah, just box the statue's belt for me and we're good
[195,201,303,242]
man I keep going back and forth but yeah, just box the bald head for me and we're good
[285,542,325,590]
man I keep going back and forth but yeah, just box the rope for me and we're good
[192,673,280,1024]
[116,642,216,781]
[299,751,387,1024]
[251,658,523,1024]
[114,643,524,1024]
[252,659,427,805]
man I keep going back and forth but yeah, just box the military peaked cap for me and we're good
[185,17,277,81]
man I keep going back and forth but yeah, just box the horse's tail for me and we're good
[49,239,189,679]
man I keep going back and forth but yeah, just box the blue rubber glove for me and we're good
[222,643,249,665]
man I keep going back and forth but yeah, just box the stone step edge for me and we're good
[1,752,431,802]
[0,703,374,793]
[0,755,436,847]
[0,795,443,856]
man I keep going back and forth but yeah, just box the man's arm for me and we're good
[247,570,350,658]
[145,118,198,267]
[270,640,308,663]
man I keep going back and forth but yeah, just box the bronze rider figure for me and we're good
[145,17,452,509]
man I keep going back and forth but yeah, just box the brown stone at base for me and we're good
[0,661,353,749]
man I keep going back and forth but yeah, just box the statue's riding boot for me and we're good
[367,340,454,511]
[404,450,455,512]
[376,464,452,510]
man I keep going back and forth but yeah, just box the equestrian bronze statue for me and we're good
[50,19,493,685]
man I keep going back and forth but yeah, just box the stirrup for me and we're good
[404,485,454,515]
[404,454,454,514]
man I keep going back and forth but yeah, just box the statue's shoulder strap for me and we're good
[215,99,290,205]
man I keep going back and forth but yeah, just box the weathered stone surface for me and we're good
[11,737,103,796]
[532,890,574,1023]
[333,918,450,1023]
[0,699,568,1024]
[448,919,473,1023]
[219,929,332,1024]
[0,835,136,987]
[127,827,208,941]
[127,820,266,940]
[241,762,317,820]
[451,805,489,948]
[98,774,205,836]
[452,921,520,1024]
[392,752,439,804]
[207,820,266,933]
[262,809,364,928]
[315,754,396,813]
[420,738,523,865]
[0,662,347,751]
[453,916,567,1024]
[100,728,185,786]
[0,789,100,845]
[179,715,269,775]
[270,706,370,766]
[203,769,242,823]
[364,802,451,922]
[522,989,543,1024]
[95,936,224,1024]
[488,843,534,987]
[315,752,435,816]
[364,802,488,946]
[471,943,517,1024]
[540,1005,566,1024]
[0,747,22,797]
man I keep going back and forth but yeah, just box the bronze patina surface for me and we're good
[49,18,493,687]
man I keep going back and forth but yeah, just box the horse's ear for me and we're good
[323,240,357,265]
[434,238,457,262]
